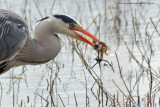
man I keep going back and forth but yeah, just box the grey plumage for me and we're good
[0,9,61,74]
[0,9,29,74]
[0,9,29,61]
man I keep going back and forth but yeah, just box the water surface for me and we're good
[0,0,160,106]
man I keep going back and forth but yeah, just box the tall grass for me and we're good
[0,0,160,107]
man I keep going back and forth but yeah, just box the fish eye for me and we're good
[17,24,22,28]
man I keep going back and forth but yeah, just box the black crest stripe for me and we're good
[53,14,77,24]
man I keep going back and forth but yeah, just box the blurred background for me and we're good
[0,0,160,106]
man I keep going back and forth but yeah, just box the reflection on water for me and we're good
[0,0,160,106]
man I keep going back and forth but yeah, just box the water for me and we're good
[0,0,160,107]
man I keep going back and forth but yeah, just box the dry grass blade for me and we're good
[83,70,88,107]
[150,18,160,37]
[33,0,43,18]
[74,92,78,107]
[50,0,56,14]
[67,37,114,104]
[123,41,160,80]
[37,93,49,104]
[115,53,136,104]
[58,94,65,107]
[49,80,55,107]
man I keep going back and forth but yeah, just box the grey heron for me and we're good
[0,9,102,74]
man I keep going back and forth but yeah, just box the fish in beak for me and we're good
[71,25,110,54]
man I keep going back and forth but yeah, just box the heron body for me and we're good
[0,9,101,74]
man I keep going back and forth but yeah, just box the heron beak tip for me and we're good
[72,26,101,46]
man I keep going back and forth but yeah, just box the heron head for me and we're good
[51,14,101,46]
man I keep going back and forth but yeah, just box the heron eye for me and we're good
[69,23,75,28]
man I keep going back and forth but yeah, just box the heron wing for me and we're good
[0,9,29,62]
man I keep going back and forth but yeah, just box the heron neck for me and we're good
[16,35,61,64]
